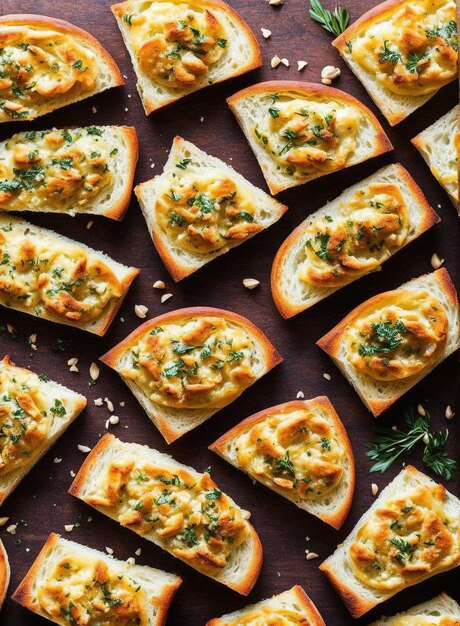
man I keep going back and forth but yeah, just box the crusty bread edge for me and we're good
[369,592,460,625]
[209,396,355,530]
[105,126,139,221]
[0,540,9,610]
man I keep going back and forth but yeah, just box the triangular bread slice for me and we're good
[0,540,9,610]
[100,307,282,443]
[369,592,460,625]
[0,15,123,122]
[111,0,261,115]
[317,268,460,416]
[135,136,288,281]
[69,434,263,595]
[227,80,393,194]
[209,397,355,530]
[271,163,439,318]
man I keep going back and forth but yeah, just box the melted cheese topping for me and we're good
[0,127,116,213]
[345,290,447,380]
[224,605,311,625]
[120,1,227,89]
[90,462,249,574]
[348,0,457,96]
[233,406,345,501]
[392,618,459,626]
[0,220,122,323]
[37,554,148,626]
[0,25,98,122]
[299,183,410,287]
[253,95,360,181]
[120,316,257,409]
[155,168,263,254]
[349,483,459,592]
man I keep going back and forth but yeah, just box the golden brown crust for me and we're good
[318,559,375,618]
[210,396,355,530]
[106,126,139,221]
[0,539,9,609]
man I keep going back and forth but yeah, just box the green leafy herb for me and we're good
[181,526,198,547]
[38,373,50,382]
[268,107,280,118]
[314,232,331,261]
[205,488,222,500]
[50,399,66,417]
[380,40,402,66]
[124,14,133,25]
[237,211,254,222]
[86,127,103,136]
[168,211,186,227]
[389,537,416,563]
[309,0,349,36]
[267,450,295,477]
[426,20,457,50]
[358,319,407,357]
[176,158,192,170]
[72,59,83,69]
[217,38,227,48]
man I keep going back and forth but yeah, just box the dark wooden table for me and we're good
[0,1,458,624]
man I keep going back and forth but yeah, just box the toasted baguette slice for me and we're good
[100,306,282,442]
[135,136,288,281]
[206,585,326,625]
[320,466,460,618]
[111,0,261,115]
[332,0,457,126]
[411,106,459,210]
[0,126,138,220]
[12,532,181,626]
[0,355,86,506]
[0,215,139,336]
[317,268,459,416]
[271,163,439,318]
[69,433,263,595]
[227,81,392,194]
[210,397,355,530]
[369,592,460,625]
[0,540,9,610]
[0,15,123,123]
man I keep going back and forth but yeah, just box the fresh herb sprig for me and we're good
[366,406,456,481]
[309,0,349,36]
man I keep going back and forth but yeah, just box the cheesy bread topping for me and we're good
[120,2,228,89]
[0,24,99,122]
[345,290,447,380]
[391,618,459,626]
[0,219,122,323]
[346,0,457,96]
[253,93,360,180]
[90,462,250,574]
[155,167,263,254]
[0,127,116,214]
[349,482,459,591]
[37,554,148,626]
[299,183,410,288]
[224,605,311,625]
[232,405,345,501]
[120,316,257,409]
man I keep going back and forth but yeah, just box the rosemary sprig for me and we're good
[309,0,349,36]
[366,406,457,481]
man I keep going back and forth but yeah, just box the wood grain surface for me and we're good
[0,1,458,624]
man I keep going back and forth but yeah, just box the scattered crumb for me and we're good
[126,557,135,566]
[371,483,379,496]
[200,116,204,122]
[135,548,142,556]
[53,458,62,464]
[70,470,76,478]
[296,391,305,399]
[94,398,103,406]
[243,278,260,289]
[161,293,173,304]
[135,304,149,318]
[120,317,125,322]
[64,524,74,532]
[297,60,308,71]
[86,220,94,230]
[92,106,97,113]
[153,280,166,290]
[445,405,454,420]
[271,55,281,68]
[306,552,319,560]
[417,404,426,416]
[78,444,91,453]
[323,373,331,380]
[430,253,444,269]
[261,28,272,38]
[280,57,289,67]
[105,547,114,554]
[89,362,100,381]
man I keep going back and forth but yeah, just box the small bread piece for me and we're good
[69,434,263,595]
[100,306,282,442]
[333,0,457,126]
[111,0,261,115]
[320,466,460,618]
[135,136,288,281]
[206,585,326,625]
[369,592,460,625]
[0,126,138,220]
[411,105,459,209]
[227,81,392,194]
[210,397,355,530]
[271,163,439,318]
[12,532,181,626]
[317,268,459,416]
[0,356,86,506]
[0,15,123,123]
[0,540,9,610]
[0,215,140,335]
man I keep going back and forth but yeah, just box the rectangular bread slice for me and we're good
[12,532,181,626]
[369,592,460,625]
[68,433,263,595]
[0,355,86,505]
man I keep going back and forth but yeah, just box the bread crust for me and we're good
[369,592,460,625]
[271,163,440,318]
[0,540,9,610]
[209,396,355,529]
[111,0,261,115]
[105,126,139,220]
[227,80,393,194]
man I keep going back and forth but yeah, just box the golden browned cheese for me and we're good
[233,406,345,501]
[299,183,410,288]
[0,25,99,122]
[0,128,115,213]
[347,0,457,96]
[223,605,311,625]
[119,2,227,88]
[88,462,249,574]
[345,290,448,380]
[37,554,148,626]
[392,618,460,626]
[155,169,263,254]
[349,483,459,591]
[120,316,257,409]
[0,219,122,323]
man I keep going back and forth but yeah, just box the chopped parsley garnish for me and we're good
[176,158,192,170]
[205,488,222,500]
[86,127,103,136]
[426,20,457,50]
[72,59,83,69]
[268,107,280,118]
[267,450,295,477]
[181,526,198,547]
[50,399,66,417]
[358,320,407,356]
